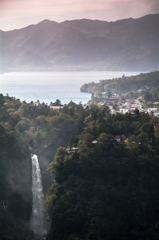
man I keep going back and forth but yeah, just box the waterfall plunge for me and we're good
[31,154,46,235]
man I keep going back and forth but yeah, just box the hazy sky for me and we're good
[0,0,159,31]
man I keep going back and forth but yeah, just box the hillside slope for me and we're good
[1,14,159,72]
[80,71,159,93]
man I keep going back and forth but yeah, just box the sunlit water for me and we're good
[0,71,141,104]
[31,154,46,235]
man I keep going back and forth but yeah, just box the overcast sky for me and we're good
[0,0,159,31]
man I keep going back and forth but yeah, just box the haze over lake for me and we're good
[0,71,141,104]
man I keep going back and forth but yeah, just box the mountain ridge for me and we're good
[1,13,159,72]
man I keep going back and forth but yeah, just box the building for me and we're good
[50,106,64,110]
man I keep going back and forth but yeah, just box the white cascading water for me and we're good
[31,154,46,234]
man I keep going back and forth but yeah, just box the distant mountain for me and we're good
[1,14,159,72]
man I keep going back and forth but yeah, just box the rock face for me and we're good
[0,153,34,240]
[1,14,159,72]
[0,207,35,240]
[4,155,32,224]
[1,150,52,238]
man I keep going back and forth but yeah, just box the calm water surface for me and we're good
[0,71,141,104]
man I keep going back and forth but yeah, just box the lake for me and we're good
[0,71,141,104]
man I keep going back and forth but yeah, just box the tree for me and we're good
[134,108,140,120]
[79,133,94,152]
[91,93,95,101]
[15,120,30,133]
[52,99,62,106]
[137,132,149,146]
[107,89,112,98]
[153,86,159,102]
[97,93,103,101]
[125,135,138,150]
[144,91,152,103]
[0,94,4,106]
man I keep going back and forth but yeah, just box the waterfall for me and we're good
[31,154,46,235]
[2,200,8,209]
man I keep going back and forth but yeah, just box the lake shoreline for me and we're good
[0,71,142,104]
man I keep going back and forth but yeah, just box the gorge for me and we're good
[1,71,159,239]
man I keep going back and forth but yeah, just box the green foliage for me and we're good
[1,93,159,240]
[80,71,159,94]
[46,104,159,240]
[0,95,89,237]
[107,88,112,98]
[143,91,153,102]
[153,86,159,102]
[51,99,62,106]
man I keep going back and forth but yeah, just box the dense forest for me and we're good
[0,94,87,239]
[80,71,159,93]
[1,91,159,239]
[46,107,159,240]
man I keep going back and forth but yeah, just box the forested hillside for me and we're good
[0,95,89,239]
[1,92,159,240]
[80,71,159,93]
[46,107,159,240]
